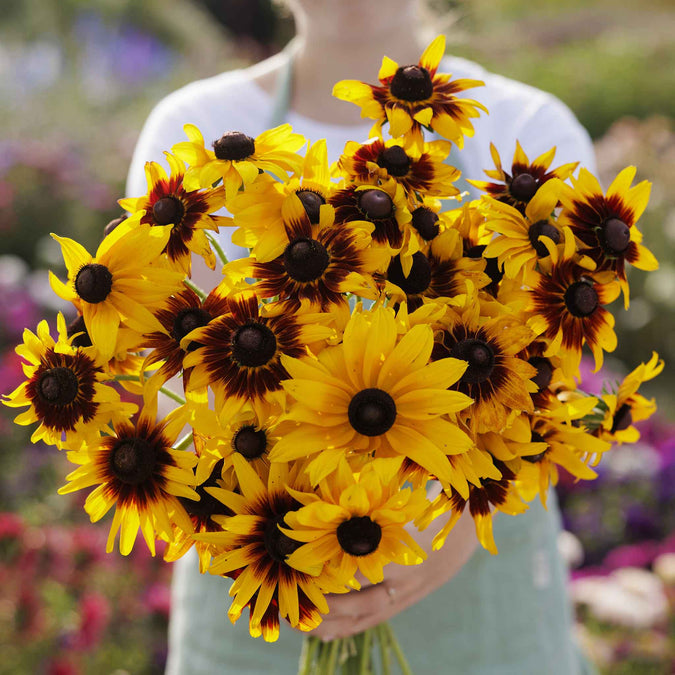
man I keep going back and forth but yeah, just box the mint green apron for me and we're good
[165,48,595,675]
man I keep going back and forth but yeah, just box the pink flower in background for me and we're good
[73,593,110,650]
[144,582,171,618]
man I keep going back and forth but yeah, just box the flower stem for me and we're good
[383,623,412,675]
[359,629,372,674]
[173,432,193,452]
[206,232,229,266]
[183,277,207,301]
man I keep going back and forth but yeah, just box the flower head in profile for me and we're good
[558,166,658,307]
[595,352,663,448]
[58,405,198,555]
[119,153,227,275]
[468,142,578,213]
[49,214,184,361]
[172,123,305,200]
[333,35,487,149]
[3,313,136,449]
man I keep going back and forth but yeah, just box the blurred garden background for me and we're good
[1,0,674,672]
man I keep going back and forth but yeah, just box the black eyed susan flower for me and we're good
[526,230,621,378]
[58,405,198,555]
[226,193,388,313]
[330,180,411,252]
[468,141,579,213]
[270,305,474,485]
[595,351,663,447]
[172,123,305,200]
[481,178,567,280]
[384,228,490,312]
[283,458,428,585]
[336,137,460,201]
[431,305,538,434]
[230,139,334,263]
[142,283,230,400]
[333,35,487,150]
[3,313,137,449]
[181,291,335,423]
[196,456,348,641]
[420,459,527,555]
[515,404,607,508]
[119,153,227,275]
[558,166,658,307]
[49,213,184,361]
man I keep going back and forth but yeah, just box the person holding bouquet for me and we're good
[125,1,597,672]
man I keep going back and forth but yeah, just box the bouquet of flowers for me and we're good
[3,35,662,674]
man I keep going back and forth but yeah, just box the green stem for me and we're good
[158,386,186,405]
[377,625,391,675]
[359,629,372,675]
[183,277,207,301]
[207,232,229,266]
[383,623,412,675]
[173,432,193,452]
[298,636,319,675]
[326,639,340,675]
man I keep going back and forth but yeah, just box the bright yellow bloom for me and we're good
[172,123,305,201]
[283,458,428,585]
[270,304,474,485]
[49,213,184,361]
[3,313,136,449]
[59,405,198,555]
[333,35,487,150]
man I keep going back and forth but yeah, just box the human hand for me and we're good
[307,507,479,641]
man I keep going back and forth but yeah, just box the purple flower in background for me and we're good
[74,11,175,96]
[604,542,660,570]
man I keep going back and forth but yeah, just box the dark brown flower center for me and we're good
[523,431,548,463]
[411,207,440,241]
[611,403,633,433]
[389,65,433,102]
[357,189,394,220]
[528,220,560,257]
[231,323,277,367]
[509,173,539,202]
[600,217,631,256]
[172,308,211,350]
[296,190,325,225]
[75,264,113,304]
[466,245,503,288]
[283,237,330,282]
[233,424,267,459]
[67,315,92,348]
[110,438,156,485]
[337,516,382,556]
[152,196,185,226]
[264,513,302,563]
[528,356,554,392]
[103,214,127,238]
[564,281,599,318]
[377,146,411,177]
[348,388,397,437]
[451,338,495,384]
[387,252,432,296]
[213,131,255,161]
[37,367,79,406]
[180,459,230,520]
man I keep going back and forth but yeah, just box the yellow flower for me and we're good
[270,304,474,485]
[333,35,487,149]
[59,405,198,555]
[468,141,578,213]
[172,123,305,201]
[49,213,184,361]
[3,313,136,449]
[283,458,428,585]
[559,166,658,307]
[119,153,227,275]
